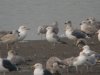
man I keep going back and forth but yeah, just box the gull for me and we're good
[80,20,97,37]
[80,52,97,71]
[61,57,75,72]
[17,25,30,41]
[46,57,64,75]
[80,45,96,56]
[7,50,25,65]
[72,53,89,72]
[0,57,18,75]
[37,21,59,40]
[64,20,88,43]
[0,30,19,49]
[0,25,30,49]
[86,17,100,30]
[32,63,52,75]
[76,38,87,49]
[46,26,67,47]
[96,29,100,42]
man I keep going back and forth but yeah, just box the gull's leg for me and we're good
[6,44,9,50]
[3,72,6,75]
[75,66,78,72]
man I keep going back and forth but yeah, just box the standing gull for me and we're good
[0,30,19,49]
[32,63,52,75]
[17,25,30,41]
[37,21,59,40]
[46,26,67,47]
[64,20,88,45]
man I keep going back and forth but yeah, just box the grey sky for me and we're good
[0,0,100,40]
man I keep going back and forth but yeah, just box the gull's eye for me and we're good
[86,19,89,20]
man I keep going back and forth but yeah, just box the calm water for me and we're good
[0,0,100,40]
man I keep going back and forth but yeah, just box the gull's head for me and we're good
[82,45,90,50]
[64,20,72,26]
[18,26,30,32]
[86,17,96,24]
[52,21,58,26]
[80,21,88,25]
[46,26,53,31]
[64,20,72,31]
[86,17,95,22]
[32,63,43,69]
[8,50,17,56]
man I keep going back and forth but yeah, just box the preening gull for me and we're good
[32,63,52,75]
[17,25,30,41]
[80,45,96,56]
[46,57,64,75]
[76,39,87,49]
[7,50,25,65]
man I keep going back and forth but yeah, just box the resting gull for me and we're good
[37,21,59,40]
[64,20,88,41]
[32,63,52,75]
[46,56,64,75]
[46,26,67,47]
[0,57,18,75]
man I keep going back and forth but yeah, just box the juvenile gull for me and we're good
[7,50,25,65]
[46,57,64,75]
[86,17,100,30]
[80,20,97,37]
[76,38,87,49]
[32,63,52,75]
[0,30,19,49]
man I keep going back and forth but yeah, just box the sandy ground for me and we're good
[0,37,100,75]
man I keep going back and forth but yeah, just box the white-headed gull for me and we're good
[32,63,52,75]
[65,20,88,41]
[37,21,59,40]
[46,26,67,46]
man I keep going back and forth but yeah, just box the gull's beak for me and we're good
[26,28,30,30]
[95,31,98,35]
[80,23,82,25]
[31,65,34,69]
[64,22,67,24]
[80,47,83,51]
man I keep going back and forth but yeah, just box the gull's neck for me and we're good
[46,30,53,35]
